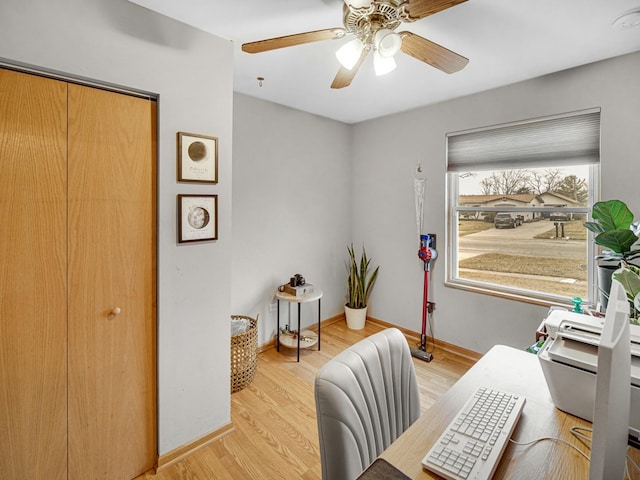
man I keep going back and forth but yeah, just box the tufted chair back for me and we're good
[314,328,421,480]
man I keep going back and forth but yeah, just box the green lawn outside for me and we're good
[459,253,587,281]
[458,220,494,236]
[533,220,587,240]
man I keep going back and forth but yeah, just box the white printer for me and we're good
[537,307,640,436]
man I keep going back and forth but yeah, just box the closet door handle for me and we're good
[108,307,122,320]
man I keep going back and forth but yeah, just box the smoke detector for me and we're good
[612,9,640,29]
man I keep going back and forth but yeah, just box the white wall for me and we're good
[0,0,234,455]
[232,94,352,344]
[352,51,640,354]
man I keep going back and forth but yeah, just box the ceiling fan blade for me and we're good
[406,0,467,20]
[331,46,370,89]
[242,28,346,54]
[400,31,468,74]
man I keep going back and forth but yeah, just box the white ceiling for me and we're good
[129,0,640,124]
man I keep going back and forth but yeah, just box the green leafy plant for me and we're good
[613,265,640,324]
[586,200,640,321]
[346,244,379,309]
[584,199,640,264]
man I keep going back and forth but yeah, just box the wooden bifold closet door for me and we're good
[0,69,157,480]
[0,68,69,480]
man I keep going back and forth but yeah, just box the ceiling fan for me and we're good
[241,0,469,89]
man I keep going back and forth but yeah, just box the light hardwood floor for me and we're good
[139,320,476,480]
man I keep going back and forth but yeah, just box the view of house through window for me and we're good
[446,109,600,304]
[450,165,594,303]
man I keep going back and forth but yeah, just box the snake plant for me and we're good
[346,244,379,309]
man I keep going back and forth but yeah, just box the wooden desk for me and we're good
[380,344,631,479]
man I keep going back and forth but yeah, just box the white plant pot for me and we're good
[345,305,367,330]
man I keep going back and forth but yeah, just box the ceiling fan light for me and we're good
[374,29,402,58]
[346,0,374,8]
[336,38,364,70]
[373,51,397,76]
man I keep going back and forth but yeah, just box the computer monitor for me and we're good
[590,279,631,480]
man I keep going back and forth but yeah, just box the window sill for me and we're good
[444,278,581,310]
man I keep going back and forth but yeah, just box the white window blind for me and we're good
[447,109,600,172]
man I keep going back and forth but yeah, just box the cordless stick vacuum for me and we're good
[411,234,437,362]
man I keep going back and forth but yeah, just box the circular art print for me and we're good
[178,132,218,183]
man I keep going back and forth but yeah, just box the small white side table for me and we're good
[275,289,323,362]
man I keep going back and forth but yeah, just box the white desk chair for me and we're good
[314,328,421,480]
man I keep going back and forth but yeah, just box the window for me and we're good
[446,109,600,306]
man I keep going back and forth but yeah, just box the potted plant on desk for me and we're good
[612,265,640,324]
[584,199,640,308]
[345,244,379,330]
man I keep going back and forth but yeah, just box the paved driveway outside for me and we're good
[459,220,585,260]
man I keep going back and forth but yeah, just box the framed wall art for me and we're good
[177,132,218,183]
[177,194,218,243]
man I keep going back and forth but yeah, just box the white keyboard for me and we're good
[421,387,526,480]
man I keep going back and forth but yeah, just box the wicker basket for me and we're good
[230,314,258,393]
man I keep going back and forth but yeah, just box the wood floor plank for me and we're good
[139,321,475,480]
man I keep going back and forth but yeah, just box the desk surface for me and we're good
[381,345,597,479]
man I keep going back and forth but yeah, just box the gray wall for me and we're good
[231,53,640,356]
[351,51,640,354]
[3,0,639,460]
[232,94,352,344]
[0,0,234,455]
